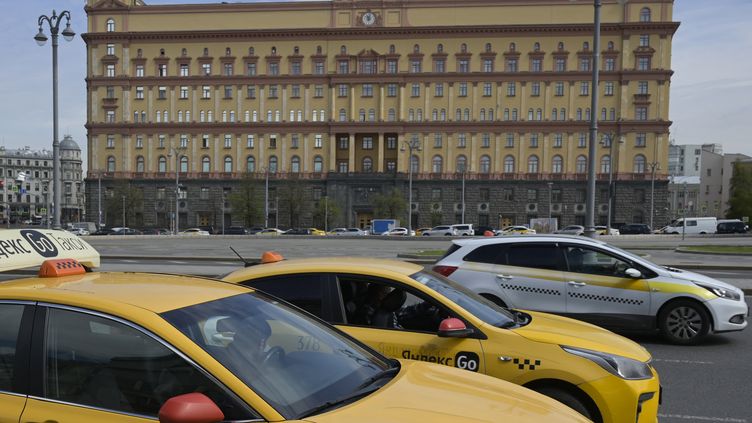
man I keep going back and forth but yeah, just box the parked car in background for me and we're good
[67,227,90,236]
[224,226,250,235]
[659,217,716,235]
[620,223,653,235]
[383,227,414,236]
[284,228,326,235]
[197,225,215,235]
[595,226,620,235]
[553,225,584,235]
[415,227,433,236]
[473,226,497,236]
[256,228,284,236]
[328,227,349,235]
[434,235,748,345]
[422,225,458,236]
[91,227,114,235]
[716,220,749,234]
[450,224,474,236]
[141,227,170,235]
[181,227,210,236]
[110,227,142,236]
[499,226,536,235]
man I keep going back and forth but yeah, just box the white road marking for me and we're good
[170,261,188,264]
[122,259,138,263]
[659,414,747,422]
[652,358,714,365]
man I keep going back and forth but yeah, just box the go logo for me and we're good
[455,351,480,372]
[21,230,59,258]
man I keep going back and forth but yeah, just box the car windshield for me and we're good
[161,291,392,419]
[410,271,516,328]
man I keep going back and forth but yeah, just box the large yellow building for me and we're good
[84,0,677,231]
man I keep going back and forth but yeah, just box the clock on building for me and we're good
[362,11,376,26]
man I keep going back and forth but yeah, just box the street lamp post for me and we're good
[97,172,103,229]
[461,165,466,224]
[324,196,328,232]
[264,167,269,228]
[601,133,624,233]
[170,147,185,234]
[547,182,553,222]
[649,161,659,230]
[35,10,75,230]
[585,0,602,238]
[401,138,421,235]
[121,195,126,228]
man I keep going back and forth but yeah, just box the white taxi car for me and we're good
[434,235,748,344]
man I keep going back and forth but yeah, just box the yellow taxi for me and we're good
[415,227,432,236]
[0,229,589,423]
[223,253,662,423]
[308,227,327,236]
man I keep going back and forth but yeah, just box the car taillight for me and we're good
[433,265,458,277]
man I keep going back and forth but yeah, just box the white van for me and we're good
[661,217,717,234]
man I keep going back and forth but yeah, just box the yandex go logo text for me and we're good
[21,230,59,258]
[455,351,480,372]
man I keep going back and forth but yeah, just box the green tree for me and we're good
[727,162,752,219]
[105,180,143,227]
[371,188,406,219]
[228,173,261,227]
[280,178,308,228]
[312,196,341,230]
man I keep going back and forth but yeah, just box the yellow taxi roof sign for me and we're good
[260,251,284,264]
[0,229,100,272]
[38,258,87,277]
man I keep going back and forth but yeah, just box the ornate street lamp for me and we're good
[35,10,75,229]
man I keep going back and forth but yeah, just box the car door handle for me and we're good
[567,281,587,287]
[496,274,513,280]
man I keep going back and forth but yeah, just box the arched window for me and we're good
[413,44,420,53]
[432,155,443,173]
[508,42,516,52]
[607,41,615,51]
[527,155,539,173]
[536,108,542,121]
[224,156,233,173]
[106,18,115,32]
[271,46,277,55]
[248,47,255,55]
[460,43,468,53]
[416,109,422,122]
[640,7,651,22]
[268,156,278,173]
[533,42,541,52]
[291,156,301,173]
[560,108,566,120]
[181,48,187,57]
[340,45,347,54]
[408,109,415,122]
[362,157,373,172]
[545,155,561,175]
[246,156,255,172]
[359,108,366,122]
[503,155,515,173]
[455,108,462,121]
[180,156,189,173]
[201,156,211,172]
[313,156,323,173]
[479,109,486,121]
[387,108,396,122]
[576,155,588,173]
[463,108,470,121]
[488,109,494,120]
[225,47,232,56]
[432,109,438,121]
[456,155,467,172]
[485,43,492,52]
[583,41,590,50]
[135,156,144,173]
[633,154,646,173]
[368,108,376,122]
[410,155,420,173]
[480,155,491,173]
[600,155,611,173]
[158,156,167,173]
[389,44,395,54]
[437,43,444,53]
[339,108,347,122]
[440,109,446,121]
[293,46,299,54]
[558,41,565,51]
[552,108,558,121]
[312,110,318,122]
[577,108,583,120]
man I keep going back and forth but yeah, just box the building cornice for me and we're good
[82,22,680,44]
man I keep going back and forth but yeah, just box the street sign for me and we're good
[40,208,47,214]
[743,216,749,223]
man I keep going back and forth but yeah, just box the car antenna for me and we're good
[229,245,253,267]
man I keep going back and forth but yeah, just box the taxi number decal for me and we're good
[297,336,321,351]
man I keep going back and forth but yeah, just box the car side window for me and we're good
[43,308,255,420]
[463,244,505,265]
[0,304,25,392]
[505,243,564,270]
[337,278,449,333]
[242,275,327,319]
[563,246,632,278]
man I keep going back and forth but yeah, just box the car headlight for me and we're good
[561,346,653,380]
[695,283,741,301]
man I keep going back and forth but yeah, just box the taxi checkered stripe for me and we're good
[567,292,644,305]
[55,260,83,269]
[513,358,541,370]
[499,284,561,296]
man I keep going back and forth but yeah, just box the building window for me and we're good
[362,84,373,97]
[480,155,491,173]
[457,133,467,148]
[604,81,614,96]
[527,155,539,173]
[361,157,373,172]
[202,86,211,99]
[268,85,278,98]
[106,18,115,32]
[432,155,443,173]
[552,155,563,173]
[458,59,470,73]
[579,57,591,71]
[635,133,647,147]
[576,155,588,173]
[481,133,490,148]
[247,62,256,76]
[482,82,493,97]
[600,155,611,173]
[640,7,651,22]
[410,59,422,73]
[503,155,515,173]
[483,59,494,72]
[637,56,651,71]
[633,155,646,173]
[458,83,468,97]
[580,82,589,96]
[434,59,445,73]
[202,63,211,75]
[553,133,563,148]
[201,156,211,172]
[555,58,566,72]
[106,64,115,77]
[268,62,279,75]
[158,156,167,173]
[505,58,517,72]
[246,156,255,172]
[531,58,542,72]
[530,82,540,97]
[637,81,649,95]
[135,65,144,77]
[506,82,516,96]
[411,83,421,97]
[505,133,514,148]
[529,133,539,148]
[635,106,648,120]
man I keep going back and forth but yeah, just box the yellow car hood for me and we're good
[308,360,589,423]
[513,311,651,362]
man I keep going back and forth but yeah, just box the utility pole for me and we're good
[324,196,328,232]
[461,166,466,224]
[649,161,659,230]
[264,167,269,228]
[585,0,602,238]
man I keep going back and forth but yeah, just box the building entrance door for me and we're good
[357,213,372,229]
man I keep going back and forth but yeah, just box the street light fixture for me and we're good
[401,137,421,235]
[35,9,75,229]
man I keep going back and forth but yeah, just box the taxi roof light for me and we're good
[261,251,284,264]
[39,259,87,277]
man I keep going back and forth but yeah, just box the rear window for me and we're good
[439,243,462,260]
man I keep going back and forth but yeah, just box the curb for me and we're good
[674,247,752,256]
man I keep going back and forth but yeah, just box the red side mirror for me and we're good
[159,393,224,423]
[437,317,474,338]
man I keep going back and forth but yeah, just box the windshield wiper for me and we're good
[298,364,400,419]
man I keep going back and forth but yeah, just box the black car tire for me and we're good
[533,387,596,422]
[658,300,711,345]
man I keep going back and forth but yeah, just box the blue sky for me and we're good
[2,0,749,166]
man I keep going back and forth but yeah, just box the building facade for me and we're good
[84,0,676,230]
[698,151,751,218]
[0,137,85,225]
